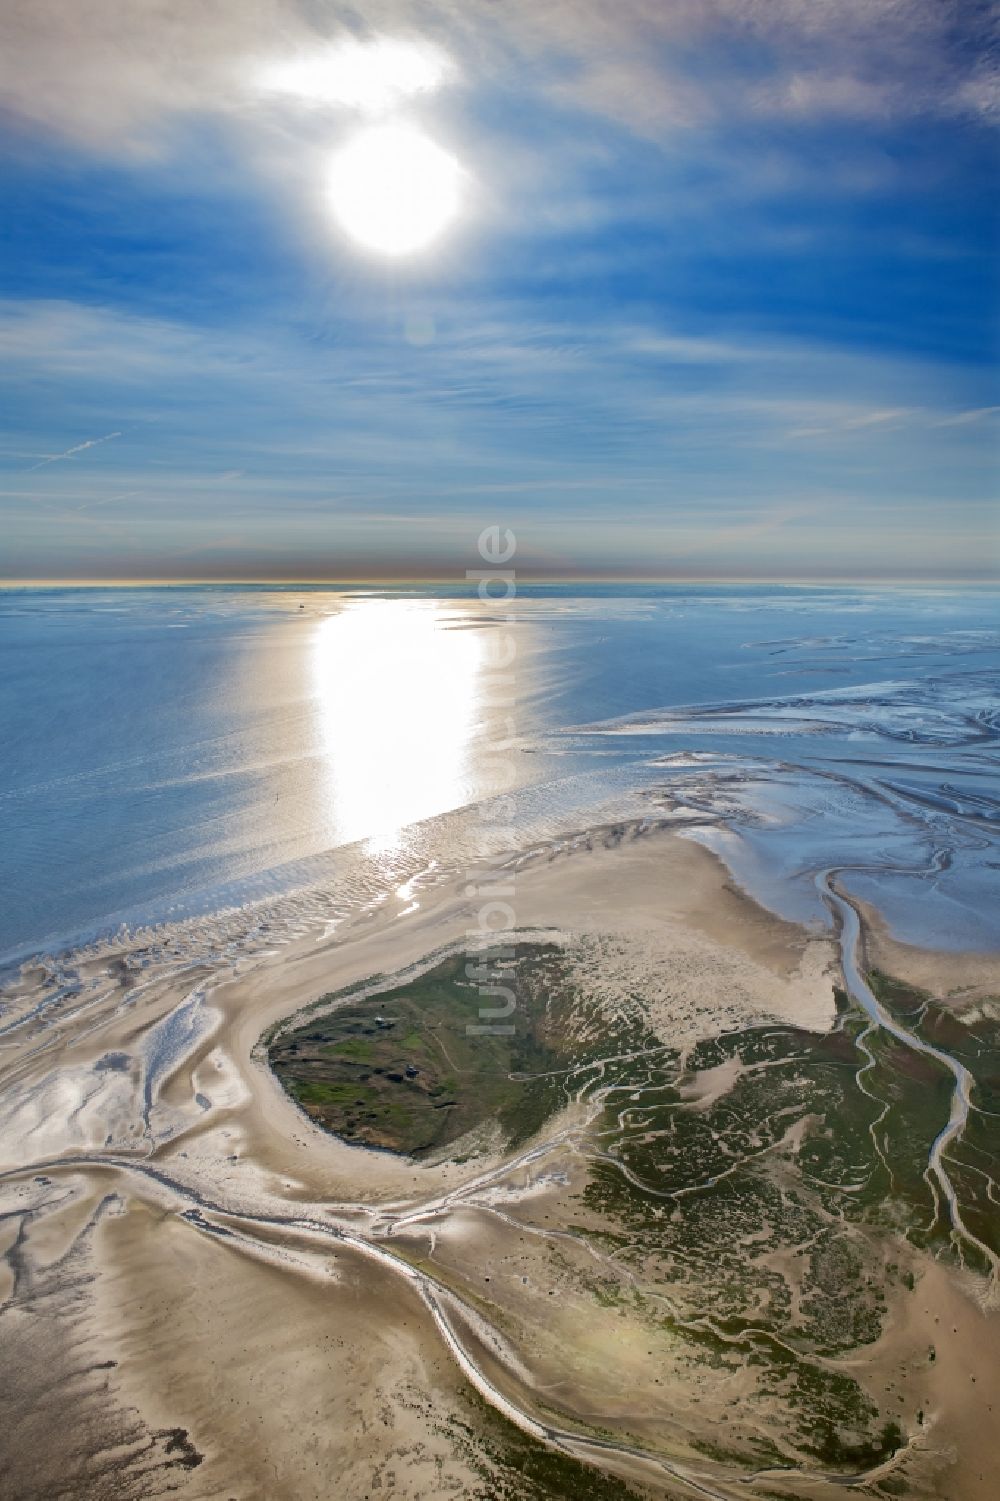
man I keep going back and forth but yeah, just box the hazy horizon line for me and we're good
[2,575,998,589]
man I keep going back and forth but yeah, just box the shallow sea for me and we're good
[1,582,998,967]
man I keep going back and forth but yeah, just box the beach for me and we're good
[2,820,997,1500]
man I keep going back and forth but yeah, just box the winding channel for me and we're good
[3,832,995,1497]
[817,867,998,1290]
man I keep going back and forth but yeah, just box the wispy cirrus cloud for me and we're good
[933,405,1000,427]
[1,294,995,578]
[1,5,995,581]
[0,0,995,161]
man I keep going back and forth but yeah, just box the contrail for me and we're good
[26,431,122,471]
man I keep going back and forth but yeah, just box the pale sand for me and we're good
[857,896,1000,1004]
[0,822,995,1500]
[91,1198,486,1501]
[856,1257,1000,1501]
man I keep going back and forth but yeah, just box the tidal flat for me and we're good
[2,821,993,1500]
[269,918,1000,1488]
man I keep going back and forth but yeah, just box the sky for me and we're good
[0,0,998,582]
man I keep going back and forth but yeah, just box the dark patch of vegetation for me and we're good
[453,1388,650,1501]
[269,943,649,1157]
[867,969,929,1019]
[870,970,1000,1258]
[269,949,1000,1476]
[574,1001,953,1463]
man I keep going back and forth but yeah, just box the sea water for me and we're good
[1,582,997,966]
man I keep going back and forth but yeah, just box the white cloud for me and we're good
[256,35,451,114]
[0,295,992,500]
[1,293,994,577]
[0,0,995,159]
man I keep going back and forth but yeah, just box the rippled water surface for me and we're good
[1,582,998,963]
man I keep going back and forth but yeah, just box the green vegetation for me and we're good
[268,943,640,1157]
[869,968,1000,1260]
[571,1008,973,1465]
[268,943,1000,1477]
[451,1390,648,1501]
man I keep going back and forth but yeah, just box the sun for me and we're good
[327,123,462,257]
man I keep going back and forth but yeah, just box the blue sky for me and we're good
[1,0,997,580]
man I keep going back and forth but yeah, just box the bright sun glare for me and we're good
[312,599,483,850]
[259,35,464,259]
[327,124,461,256]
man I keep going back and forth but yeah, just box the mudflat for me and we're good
[1,822,997,1500]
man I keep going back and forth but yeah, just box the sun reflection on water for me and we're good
[311,598,485,852]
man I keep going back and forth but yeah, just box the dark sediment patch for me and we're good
[0,1190,205,1500]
